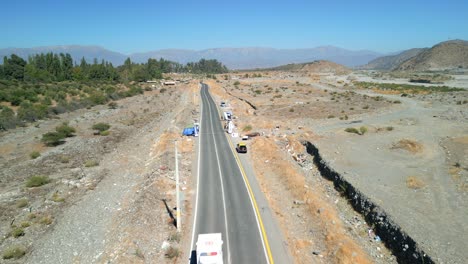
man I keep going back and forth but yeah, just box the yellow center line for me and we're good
[225,135,275,264]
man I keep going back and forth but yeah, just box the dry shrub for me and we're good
[406,176,426,189]
[251,137,372,264]
[392,139,423,153]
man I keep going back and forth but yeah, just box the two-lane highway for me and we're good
[190,83,269,264]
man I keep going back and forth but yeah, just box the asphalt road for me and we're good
[190,83,269,264]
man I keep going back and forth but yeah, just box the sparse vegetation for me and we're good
[11,227,25,238]
[25,175,50,187]
[359,126,368,135]
[243,125,252,132]
[16,198,29,208]
[41,131,66,146]
[168,232,181,242]
[55,122,76,137]
[2,245,26,259]
[345,126,367,135]
[39,215,53,225]
[30,151,41,159]
[52,192,65,202]
[406,176,426,189]
[92,122,111,133]
[84,160,99,167]
[355,81,463,93]
[345,127,360,135]
[165,246,180,259]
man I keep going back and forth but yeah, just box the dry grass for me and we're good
[392,139,423,153]
[251,137,372,264]
[406,176,426,189]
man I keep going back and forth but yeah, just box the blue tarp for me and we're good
[183,127,195,136]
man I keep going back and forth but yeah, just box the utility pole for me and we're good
[175,140,181,232]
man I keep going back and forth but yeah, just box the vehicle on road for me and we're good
[236,142,247,153]
[196,233,223,264]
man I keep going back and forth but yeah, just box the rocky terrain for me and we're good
[361,48,427,71]
[395,40,468,71]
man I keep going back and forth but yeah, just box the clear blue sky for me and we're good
[2,0,467,54]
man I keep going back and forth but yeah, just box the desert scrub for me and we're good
[345,127,360,135]
[16,198,29,208]
[30,151,40,159]
[84,160,99,167]
[55,122,76,137]
[99,130,110,136]
[25,175,50,187]
[59,155,70,163]
[40,215,53,225]
[165,246,180,259]
[2,245,26,260]
[20,221,31,228]
[243,125,252,132]
[168,232,181,242]
[52,192,65,202]
[327,115,335,119]
[10,227,25,238]
[41,131,66,146]
[406,176,426,189]
[92,122,111,133]
[359,126,368,135]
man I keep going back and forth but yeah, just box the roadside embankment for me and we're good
[303,141,434,264]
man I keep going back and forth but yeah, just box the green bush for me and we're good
[11,228,25,238]
[345,127,360,135]
[92,123,111,132]
[100,130,110,136]
[2,245,26,259]
[30,151,40,159]
[41,132,66,146]
[359,126,368,135]
[233,81,240,86]
[25,175,50,187]
[55,122,76,137]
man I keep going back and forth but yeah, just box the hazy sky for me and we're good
[2,0,467,54]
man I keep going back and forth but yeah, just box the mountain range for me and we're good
[361,40,468,71]
[1,40,466,70]
[0,45,381,69]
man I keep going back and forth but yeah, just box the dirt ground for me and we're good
[205,69,468,264]
[1,69,466,264]
[0,80,199,263]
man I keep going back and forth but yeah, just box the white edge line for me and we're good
[189,83,203,262]
[206,87,232,264]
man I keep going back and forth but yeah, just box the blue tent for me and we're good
[183,127,195,136]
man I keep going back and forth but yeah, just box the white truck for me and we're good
[196,233,223,264]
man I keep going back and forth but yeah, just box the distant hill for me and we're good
[361,48,427,70]
[130,46,381,69]
[0,45,382,69]
[0,45,127,66]
[395,40,468,71]
[265,60,350,74]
